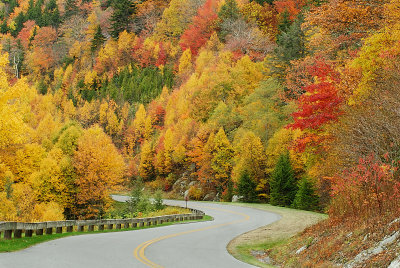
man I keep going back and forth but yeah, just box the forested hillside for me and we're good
[1,0,400,252]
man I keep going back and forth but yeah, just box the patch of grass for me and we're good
[235,239,288,268]
[0,214,212,253]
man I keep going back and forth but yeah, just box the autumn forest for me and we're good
[0,0,400,241]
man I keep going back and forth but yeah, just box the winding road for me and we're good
[0,197,280,268]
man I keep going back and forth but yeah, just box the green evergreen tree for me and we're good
[218,0,240,21]
[217,0,240,41]
[269,151,297,206]
[236,171,258,203]
[271,13,305,80]
[0,20,8,34]
[28,0,44,25]
[42,0,60,27]
[7,0,19,16]
[37,79,48,95]
[12,12,26,37]
[277,9,291,34]
[26,0,35,20]
[251,0,273,5]
[64,0,79,19]
[91,25,105,53]
[292,177,320,211]
[110,0,136,39]
[275,13,305,63]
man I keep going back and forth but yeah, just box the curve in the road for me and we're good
[0,199,281,268]
[134,205,250,267]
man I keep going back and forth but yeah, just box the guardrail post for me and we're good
[25,229,33,237]
[56,227,63,234]
[4,230,12,239]
[88,225,94,232]
[124,222,130,229]
[98,224,104,231]
[116,223,121,229]
[36,229,44,235]
[107,224,113,230]
[78,225,85,232]
[46,227,53,235]
[14,229,22,238]
[67,226,73,232]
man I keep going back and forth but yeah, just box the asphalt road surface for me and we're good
[0,197,280,268]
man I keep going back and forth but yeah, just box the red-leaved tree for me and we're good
[179,0,218,56]
[288,57,343,152]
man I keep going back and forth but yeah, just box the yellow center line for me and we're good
[133,205,251,268]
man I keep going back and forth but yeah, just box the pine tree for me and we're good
[30,0,44,25]
[43,0,60,27]
[26,0,36,20]
[91,25,105,53]
[272,13,305,80]
[269,151,297,206]
[217,0,240,41]
[218,0,240,21]
[12,12,26,37]
[251,0,273,5]
[277,9,291,34]
[0,20,8,34]
[110,0,137,39]
[292,177,320,211]
[275,13,305,64]
[64,0,79,19]
[236,171,258,203]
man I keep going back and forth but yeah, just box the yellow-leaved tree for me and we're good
[74,126,125,219]
[0,48,35,151]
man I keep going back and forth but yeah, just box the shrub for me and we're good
[330,154,400,221]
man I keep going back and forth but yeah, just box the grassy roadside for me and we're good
[0,215,213,253]
[225,203,327,267]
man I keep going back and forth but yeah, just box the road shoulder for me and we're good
[226,203,327,267]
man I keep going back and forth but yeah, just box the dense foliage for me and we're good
[1,0,400,229]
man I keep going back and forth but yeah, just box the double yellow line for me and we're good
[133,206,250,268]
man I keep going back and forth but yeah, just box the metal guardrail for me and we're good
[0,208,205,240]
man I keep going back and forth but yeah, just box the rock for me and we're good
[345,231,400,268]
[203,192,216,201]
[388,255,400,268]
[250,250,273,265]
[346,232,353,238]
[232,195,239,202]
[296,245,307,255]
